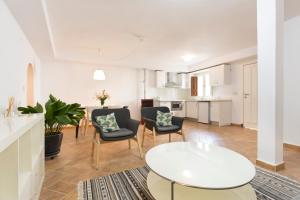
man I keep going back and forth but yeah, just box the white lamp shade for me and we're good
[93,69,105,80]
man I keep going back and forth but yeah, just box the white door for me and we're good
[243,63,258,129]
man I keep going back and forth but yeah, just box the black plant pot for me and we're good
[45,132,63,159]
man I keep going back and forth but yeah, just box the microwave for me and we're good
[171,101,183,111]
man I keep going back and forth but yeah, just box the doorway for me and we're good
[243,63,258,130]
[26,63,35,106]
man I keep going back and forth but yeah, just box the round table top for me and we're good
[145,142,256,189]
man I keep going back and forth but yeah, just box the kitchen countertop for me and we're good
[156,99,186,102]
[186,99,232,102]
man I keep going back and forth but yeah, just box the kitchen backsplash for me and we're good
[146,87,188,100]
[145,86,234,101]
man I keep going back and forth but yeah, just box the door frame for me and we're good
[26,63,35,106]
[242,62,257,130]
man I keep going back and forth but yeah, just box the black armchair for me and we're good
[141,107,185,146]
[91,108,143,169]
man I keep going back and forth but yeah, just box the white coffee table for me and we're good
[145,142,256,200]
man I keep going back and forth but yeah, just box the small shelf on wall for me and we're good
[0,141,19,200]
[19,131,32,198]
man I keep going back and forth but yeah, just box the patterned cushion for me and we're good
[96,113,120,133]
[156,110,172,127]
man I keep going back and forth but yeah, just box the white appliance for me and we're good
[198,102,210,123]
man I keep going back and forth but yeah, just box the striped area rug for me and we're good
[78,166,300,200]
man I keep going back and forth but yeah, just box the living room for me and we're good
[1,0,300,199]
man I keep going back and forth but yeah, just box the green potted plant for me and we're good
[18,95,85,158]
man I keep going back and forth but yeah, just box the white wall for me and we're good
[41,61,140,119]
[0,0,41,114]
[283,16,300,146]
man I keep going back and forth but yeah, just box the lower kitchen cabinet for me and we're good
[198,102,210,123]
[210,101,232,126]
[186,101,198,119]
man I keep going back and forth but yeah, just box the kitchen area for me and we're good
[139,64,235,126]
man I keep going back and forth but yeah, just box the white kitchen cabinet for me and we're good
[177,73,185,88]
[186,101,198,119]
[210,101,232,126]
[210,102,219,122]
[209,64,231,86]
[178,73,191,89]
[156,71,166,88]
[198,102,210,123]
[186,73,191,88]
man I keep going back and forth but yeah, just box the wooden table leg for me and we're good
[75,125,79,139]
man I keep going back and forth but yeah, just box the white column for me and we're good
[257,0,284,166]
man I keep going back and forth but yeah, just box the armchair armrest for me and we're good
[143,117,156,130]
[172,116,184,129]
[92,120,104,135]
[127,119,140,134]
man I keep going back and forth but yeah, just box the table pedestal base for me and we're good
[147,171,256,200]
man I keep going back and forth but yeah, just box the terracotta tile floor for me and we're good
[40,120,300,199]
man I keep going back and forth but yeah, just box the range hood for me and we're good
[165,72,180,88]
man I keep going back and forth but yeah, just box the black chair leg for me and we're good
[75,125,79,139]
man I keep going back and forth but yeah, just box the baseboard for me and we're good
[231,123,243,127]
[284,143,300,152]
[256,159,285,171]
[210,121,219,126]
[185,117,198,122]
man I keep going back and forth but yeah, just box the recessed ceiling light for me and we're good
[182,54,195,62]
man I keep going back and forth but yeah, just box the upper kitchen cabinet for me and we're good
[186,73,191,88]
[209,64,231,86]
[156,70,166,88]
[178,73,191,89]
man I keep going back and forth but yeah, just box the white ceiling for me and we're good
[44,0,257,71]
[4,0,300,71]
